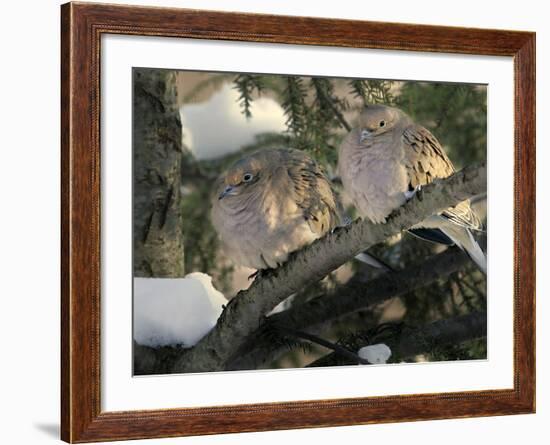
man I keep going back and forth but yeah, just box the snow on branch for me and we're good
[134,273,227,348]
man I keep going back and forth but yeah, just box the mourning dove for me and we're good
[211,148,390,272]
[211,148,339,270]
[338,105,486,273]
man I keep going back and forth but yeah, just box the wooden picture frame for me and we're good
[61,2,535,442]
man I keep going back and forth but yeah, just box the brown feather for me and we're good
[284,150,339,236]
[402,125,482,230]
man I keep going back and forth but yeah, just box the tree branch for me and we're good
[271,325,369,365]
[134,247,478,374]
[314,82,352,132]
[170,163,486,373]
[227,246,472,370]
[307,311,487,368]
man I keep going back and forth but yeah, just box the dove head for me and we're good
[356,105,405,143]
[216,150,273,201]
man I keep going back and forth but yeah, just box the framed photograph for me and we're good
[61,2,535,442]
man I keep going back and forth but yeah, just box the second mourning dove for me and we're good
[211,148,389,271]
[338,105,487,274]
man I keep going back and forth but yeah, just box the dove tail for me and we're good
[443,227,487,274]
[339,216,395,272]
[355,252,395,273]
[408,228,454,246]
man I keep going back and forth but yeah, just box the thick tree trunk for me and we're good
[133,68,184,278]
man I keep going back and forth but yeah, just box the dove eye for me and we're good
[242,173,254,182]
[379,120,386,128]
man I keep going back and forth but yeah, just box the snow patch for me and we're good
[358,343,392,364]
[133,273,227,348]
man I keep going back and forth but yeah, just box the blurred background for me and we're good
[134,68,487,371]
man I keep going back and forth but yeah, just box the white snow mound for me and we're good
[358,343,392,364]
[134,273,227,348]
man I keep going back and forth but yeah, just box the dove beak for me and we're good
[360,129,372,143]
[219,185,235,200]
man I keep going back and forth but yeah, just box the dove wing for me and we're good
[285,150,339,236]
[402,125,482,231]
[402,124,455,186]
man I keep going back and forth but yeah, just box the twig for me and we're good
[316,86,352,132]
[307,311,487,367]
[271,324,369,365]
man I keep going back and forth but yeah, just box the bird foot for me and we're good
[248,270,261,281]
[248,268,273,281]
[404,184,422,201]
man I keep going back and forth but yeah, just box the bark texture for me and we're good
[133,68,184,278]
[227,247,471,370]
